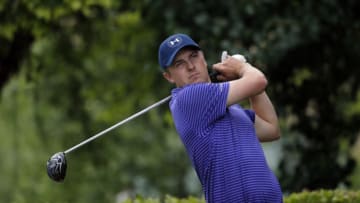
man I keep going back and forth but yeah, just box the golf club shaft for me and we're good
[64,95,172,154]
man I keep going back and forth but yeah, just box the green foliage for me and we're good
[1,1,196,203]
[123,195,205,203]
[284,190,360,203]
[1,0,360,203]
[121,190,360,203]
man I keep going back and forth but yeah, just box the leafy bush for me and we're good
[122,195,205,203]
[284,189,360,203]
[123,190,360,203]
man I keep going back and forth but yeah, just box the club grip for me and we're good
[209,70,220,83]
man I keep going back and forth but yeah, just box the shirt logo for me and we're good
[167,37,182,47]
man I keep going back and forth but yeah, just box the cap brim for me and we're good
[164,44,200,67]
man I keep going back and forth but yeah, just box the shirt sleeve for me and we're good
[244,109,256,123]
[172,82,229,133]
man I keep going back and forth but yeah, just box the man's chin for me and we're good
[193,77,210,84]
[189,79,202,84]
[181,78,210,86]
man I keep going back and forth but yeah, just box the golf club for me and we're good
[46,95,171,182]
[210,51,246,82]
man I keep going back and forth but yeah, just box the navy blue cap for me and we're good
[158,33,200,70]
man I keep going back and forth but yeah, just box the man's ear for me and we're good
[163,71,175,83]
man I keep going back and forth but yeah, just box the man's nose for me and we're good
[186,60,195,70]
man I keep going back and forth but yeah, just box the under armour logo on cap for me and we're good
[158,33,200,70]
[168,37,182,47]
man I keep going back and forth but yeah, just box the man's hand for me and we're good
[212,56,250,82]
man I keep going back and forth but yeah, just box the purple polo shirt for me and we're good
[169,82,283,203]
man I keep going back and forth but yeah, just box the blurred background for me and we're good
[0,0,360,202]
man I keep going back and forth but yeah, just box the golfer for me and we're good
[158,33,283,202]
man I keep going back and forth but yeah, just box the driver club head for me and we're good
[47,152,67,182]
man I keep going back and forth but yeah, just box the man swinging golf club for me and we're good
[159,33,283,202]
[46,32,282,202]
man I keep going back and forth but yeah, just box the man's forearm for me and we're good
[250,92,277,123]
[250,91,280,141]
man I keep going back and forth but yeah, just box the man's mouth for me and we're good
[189,72,200,80]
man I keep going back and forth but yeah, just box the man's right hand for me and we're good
[214,58,268,106]
[212,56,249,82]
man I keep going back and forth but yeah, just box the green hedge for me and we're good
[123,190,360,203]
[284,189,360,203]
[123,195,204,203]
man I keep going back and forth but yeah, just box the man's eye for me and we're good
[191,52,198,57]
[175,61,185,68]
